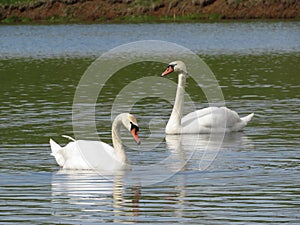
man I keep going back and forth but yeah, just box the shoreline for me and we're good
[2,18,299,25]
[1,0,299,24]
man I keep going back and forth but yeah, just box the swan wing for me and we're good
[61,140,122,171]
[182,107,219,126]
[56,141,90,169]
[75,140,117,169]
[181,107,245,133]
[50,137,118,170]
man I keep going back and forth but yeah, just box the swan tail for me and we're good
[62,135,76,141]
[241,113,254,124]
[49,138,65,167]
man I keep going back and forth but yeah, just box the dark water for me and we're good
[0,22,299,224]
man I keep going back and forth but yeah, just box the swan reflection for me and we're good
[51,170,141,220]
[50,133,252,222]
[165,132,253,171]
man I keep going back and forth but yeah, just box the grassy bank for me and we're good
[1,0,299,24]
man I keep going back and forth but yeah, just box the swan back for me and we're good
[50,138,122,170]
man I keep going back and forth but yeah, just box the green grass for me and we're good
[209,13,223,21]
[115,14,157,23]
[1,16,19,23]
[112,13,210,23]
[160,14,208,22]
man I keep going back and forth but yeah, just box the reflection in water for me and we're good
[165,132,253,171]
[51,170,140,222]
[51,169,187,223]
[50,133,253,223]
[51,155,193,223]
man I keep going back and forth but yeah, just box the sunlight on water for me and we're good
[0,23,300,224]
[0,22,299,58]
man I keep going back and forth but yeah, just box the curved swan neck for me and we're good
[166,73,186,134]
[111,114,128,164]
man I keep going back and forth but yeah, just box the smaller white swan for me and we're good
[50,113,140,170]
[161,61,254,134]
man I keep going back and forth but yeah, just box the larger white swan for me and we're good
[50,113,140,170]
[161,61,254,134]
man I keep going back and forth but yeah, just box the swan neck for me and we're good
[111,115,128,164]
[166,73,186,133]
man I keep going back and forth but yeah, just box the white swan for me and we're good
[161,61,254,134]
[50,113,140,170]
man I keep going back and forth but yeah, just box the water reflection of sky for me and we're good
[0,22,299,58]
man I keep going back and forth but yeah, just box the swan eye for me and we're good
[168,64,176,69]
[130,122,139,132]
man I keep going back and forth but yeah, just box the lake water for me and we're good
[0,22,300,224]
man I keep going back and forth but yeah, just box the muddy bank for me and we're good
[1,0,300,23]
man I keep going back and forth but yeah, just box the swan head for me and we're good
[161,61,187,76]
[123,113,140,145]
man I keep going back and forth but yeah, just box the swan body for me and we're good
[50,113,140,170]
[161,61,254,134]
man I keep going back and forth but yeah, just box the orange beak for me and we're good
[131,127,141,145]
[161,65,174,76]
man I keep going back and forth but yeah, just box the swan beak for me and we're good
[161,66,174,76]
[131,128,141,145]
